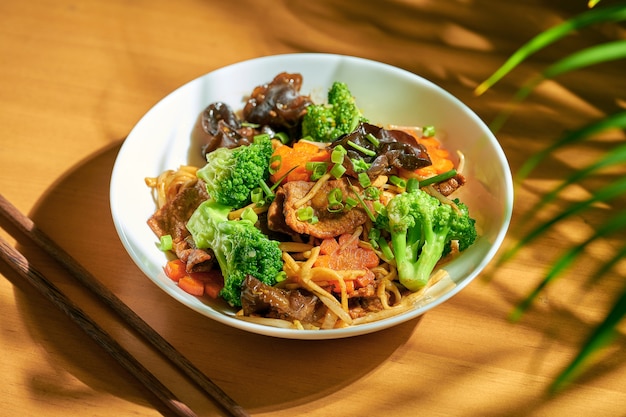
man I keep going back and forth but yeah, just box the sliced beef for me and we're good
[266,186,293,236]
[241,275,326,324]
[268,179,372,239]
[147,180,214,272]
[347,296,386,319]
[432,172,466,196]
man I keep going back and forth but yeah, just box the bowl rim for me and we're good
[110,52,514,340]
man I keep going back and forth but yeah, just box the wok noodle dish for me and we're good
[145,72,478,330]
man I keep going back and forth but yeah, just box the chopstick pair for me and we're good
[0,194,250,417]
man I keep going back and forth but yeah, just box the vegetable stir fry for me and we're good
[145,72,476,330]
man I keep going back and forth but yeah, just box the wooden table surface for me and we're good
[1,1,625,416]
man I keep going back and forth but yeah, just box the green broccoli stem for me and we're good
[392,224,449,291]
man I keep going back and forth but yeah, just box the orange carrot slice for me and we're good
[164,259,186,282]
[270,141,330,185]
[178,275,205,296]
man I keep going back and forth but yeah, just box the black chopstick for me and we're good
[0,235,198,417]
[0,194,250,417]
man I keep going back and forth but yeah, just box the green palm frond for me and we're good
[515,111,626,184]
[586,241,626,288]
[498,176,626,265]
[550,282,626,392]
[474,1,626,96]
[509,210,626,322]
[490,43,626,132]
[478,0,626,392]
[549,241,626,390]
[518,137,626,222]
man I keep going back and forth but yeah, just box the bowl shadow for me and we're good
[5,141,420,413]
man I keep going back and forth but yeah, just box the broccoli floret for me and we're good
[196,134,273,208]
[186,200,283,307]
[301,81,367,142]
[381,189,477,291]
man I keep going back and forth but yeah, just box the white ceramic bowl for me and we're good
[110,53,513,340]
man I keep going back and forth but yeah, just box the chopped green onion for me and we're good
[331,145,347,164]
[419,169,458,187]
[297,206,313,221]
[258,179,274,200]
[328,204,344,213]
[389,175,406,188]
[365,133,380,147]
[406,177,420,193]
[275,271,287,283]
[328,187,343,205]
[347,140,376,157]
[306,161,329,181]
[327,188,344,212]
[241,122,261,128]
[330,162,346,179]
[373,201,386,215]
[348,180,376,222]
[250,187,264,205]
[364,186,381,201]
[344,196,359,211]
[351,158,371,173]
[422,125,436,138]
[378,237,395,261]
[269,154,282,175]
[297,206,318,224]
[270,165,299,190]
[358,172,371,188]
[241,206,258,224]
[158,235,173,251]
[274,131,290,144]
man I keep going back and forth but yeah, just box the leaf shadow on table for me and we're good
[3,140,423,415]
[4,2,625,414]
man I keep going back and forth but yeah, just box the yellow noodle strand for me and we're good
[294,172,331,208]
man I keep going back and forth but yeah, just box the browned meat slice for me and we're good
[241,275,327,324]
[348,296,386,319]
[177,240,213,272]
[266,186,293,236]
[432,172,466,196]
[147,180,214,272]
[268,179,372,239]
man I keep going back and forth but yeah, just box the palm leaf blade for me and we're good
[513,41,626,105]
[474,2,626,95]
[586,242,626,288]
[516,111,626,183]
[498,176,626,265]
[519,141,626,225]
[510,210,626,321]
[550,284,626,392]
[481,0,626,393]
[542,40,626,79]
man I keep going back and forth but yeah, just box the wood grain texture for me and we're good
[0,236,197,417]
[0,194,249,417]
